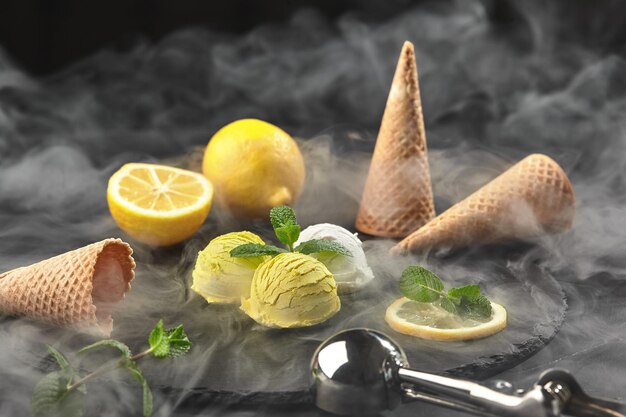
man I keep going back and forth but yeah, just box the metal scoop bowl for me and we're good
[310,328,625,417]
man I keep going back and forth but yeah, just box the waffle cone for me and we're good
[392,154,575,254]
[356,41,435,238]
[0,238,135,335]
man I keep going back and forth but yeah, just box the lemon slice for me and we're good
[107,163,213,246]
[385,297,507,341]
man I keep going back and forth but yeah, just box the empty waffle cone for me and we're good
[355,41,435,238]
[392,154,575,254]
[0,238,135,335]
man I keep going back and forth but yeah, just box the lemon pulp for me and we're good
[395,300,490,329]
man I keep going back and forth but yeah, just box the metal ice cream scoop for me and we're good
[310,328,625,417]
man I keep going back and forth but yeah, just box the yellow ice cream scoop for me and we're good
[191,231,268,304]
[241,252,340,328]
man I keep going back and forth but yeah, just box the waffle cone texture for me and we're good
[0,238,135,335]
[356,41,435,238]
[392,154,575,254]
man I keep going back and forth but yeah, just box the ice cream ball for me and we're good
[295,223,374,293]
[191,231,268,304]
[241,252,340,328]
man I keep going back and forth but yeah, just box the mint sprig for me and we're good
[448,285,492,319]
[399,265,492,319]
[230,243,287,258]
[32,372,85,417]
[47,345,73,375]
[294,239,352,257]
[269,205,301,251]
[148,320,192,359]
[399,266,444,303]
[78,339,132,358]
[230,206,351,258]
[32,320,191,417]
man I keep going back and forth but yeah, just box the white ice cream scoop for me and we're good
[295,223,374,293]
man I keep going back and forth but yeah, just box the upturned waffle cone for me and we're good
[392,154,575,254]
[355,41,435,238]
[0,238,135,335]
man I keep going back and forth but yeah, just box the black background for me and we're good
[1,0,626,76]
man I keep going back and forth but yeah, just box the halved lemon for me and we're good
[107,163,213,246]
[385,297,507,341]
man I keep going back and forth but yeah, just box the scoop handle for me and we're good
[537,369,626,417]
[397,367,555,417]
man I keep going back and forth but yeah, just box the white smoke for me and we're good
[1,0,626,415]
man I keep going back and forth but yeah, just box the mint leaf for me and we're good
[269,206,300,249]
[149,321,192,359]
[294,239,352,257]
[33,319,191,417]
[230,243,287,258]
[399,265,444,303]
[448,285,481,301]
[163,325,192,359]
[439,297,458,315]
[398,265,494,320]
[148,320,166,357]
[32,372,85,417]
[459,294,492,319]
[47,346,72,375]
[78,340,132,359]
[448,285,492,319]
[125,362,153,417]
[269,205,297,230]
[274,224,301,249]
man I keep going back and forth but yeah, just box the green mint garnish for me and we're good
[32,372,86,417]
[438,297,456,315]
[294,239,352,257]
[399,266,492,319]
[230,243,287,258]
[446,285,492,318]
[125,361,153,417]
[447,284,481,300]
[269,205,297,231]
[32,320,191,417]
[229,206,351,259]
[46,345,72,375]
[269,205,301,251]
[399,265,445,303]
[148,320,192,359]
[448,285,493,319]
[78,339,132,358]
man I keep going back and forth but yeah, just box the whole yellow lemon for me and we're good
[202,119,305,218]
